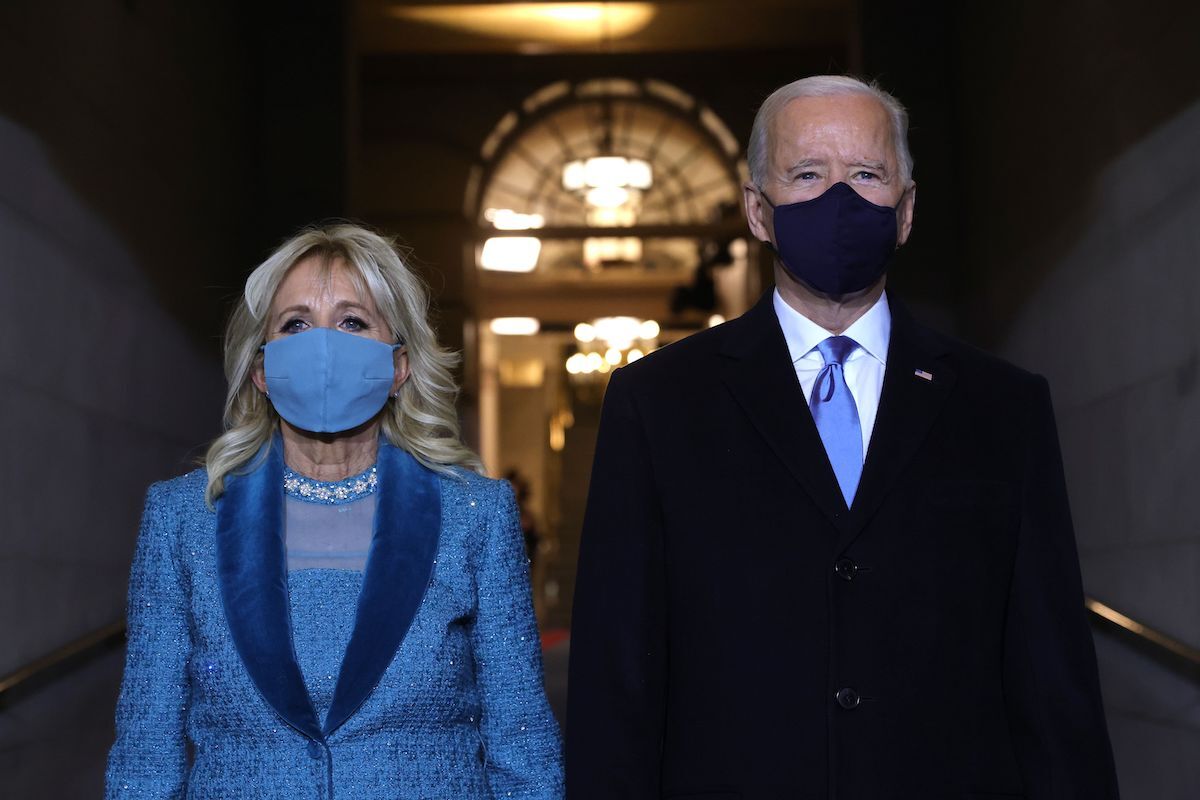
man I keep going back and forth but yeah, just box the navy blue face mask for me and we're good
[759,181,900,296]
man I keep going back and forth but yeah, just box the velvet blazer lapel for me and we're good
[216,438,323,741]
[216,439,442,741]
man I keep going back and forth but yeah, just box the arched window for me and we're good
[469,77,752,298]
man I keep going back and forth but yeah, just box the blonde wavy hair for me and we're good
[204,223,482,504]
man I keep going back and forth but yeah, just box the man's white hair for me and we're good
[747,75,913,189]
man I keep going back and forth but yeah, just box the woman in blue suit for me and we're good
[105,224,563,799]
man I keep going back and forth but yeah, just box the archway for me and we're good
[467,77,756,628]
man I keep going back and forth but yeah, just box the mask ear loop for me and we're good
[255,343,270,398]
[753,186,781,256]
[755,185,778,210]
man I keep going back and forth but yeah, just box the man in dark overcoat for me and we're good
[566,75,1119,800]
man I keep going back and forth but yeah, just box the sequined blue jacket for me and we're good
[105,441,563,799]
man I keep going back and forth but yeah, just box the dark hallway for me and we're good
[2,1,1198,797]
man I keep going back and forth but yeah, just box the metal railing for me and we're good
[1,596,1197,703]
[0,620,126,703]
[1084,596,1200,673]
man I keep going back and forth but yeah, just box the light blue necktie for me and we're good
[810,336,863,506]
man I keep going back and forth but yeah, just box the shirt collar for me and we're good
[772,288,892,366]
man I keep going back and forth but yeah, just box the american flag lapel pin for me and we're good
[914,368,934,382]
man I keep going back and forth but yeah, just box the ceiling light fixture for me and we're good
[389,3,655,46]
[489,317,541,336]
[479,237,541,272]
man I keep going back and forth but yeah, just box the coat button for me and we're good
[307,740,323,760]
[835,687,861,709]
[833,557,858,581]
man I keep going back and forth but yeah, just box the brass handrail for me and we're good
[1084,596,1200,667]
[0,620,126,699]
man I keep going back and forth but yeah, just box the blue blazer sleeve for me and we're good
[471,480,564,799]
[105,482,191,799]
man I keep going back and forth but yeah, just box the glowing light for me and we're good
[586,157,649,189]
[541,4,604,22]
[625,159,652,189]
[549,408,572,451]
[489,317,540,336]
[562,161,587,191]
[585,186,630,209]
[549,422,566,451]
[479,237,541,272]
[568,317,661,378]
[566,353,588,374]
[390,4,656,45]
[583,237,642,268]
[565,157,652,198]
[708,314,726,328]
[593,316,642,350]
[587,205,637,227]
[585,157,650,189]
[583,157,624,188]
[564,156,653,223]
[485,208,544,230]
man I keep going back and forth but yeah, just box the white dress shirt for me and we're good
[772,289,892,460]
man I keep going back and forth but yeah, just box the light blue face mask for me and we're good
[262,328,400,433]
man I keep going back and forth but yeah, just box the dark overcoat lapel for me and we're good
[216,438,441,742]
[717,293,850,531]
[717,291,956,543]
[841,299,955,547]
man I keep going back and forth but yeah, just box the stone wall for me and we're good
[952,3,1200,796]
[0,2,345,795]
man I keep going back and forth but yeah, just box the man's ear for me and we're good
[743,182,773,243]
[896,182,916,247]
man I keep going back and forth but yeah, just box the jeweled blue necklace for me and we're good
[283,463,378,505]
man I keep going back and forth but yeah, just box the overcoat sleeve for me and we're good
[566,367,668,798]
[1003,376,1120,798]
[472,479,565,798]
[105,482,191,799]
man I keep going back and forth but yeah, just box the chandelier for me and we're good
[562,156,652,211]
[566,316,660,377]
[561,94,653,228]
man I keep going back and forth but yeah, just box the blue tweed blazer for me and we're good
[105,441,563,799]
